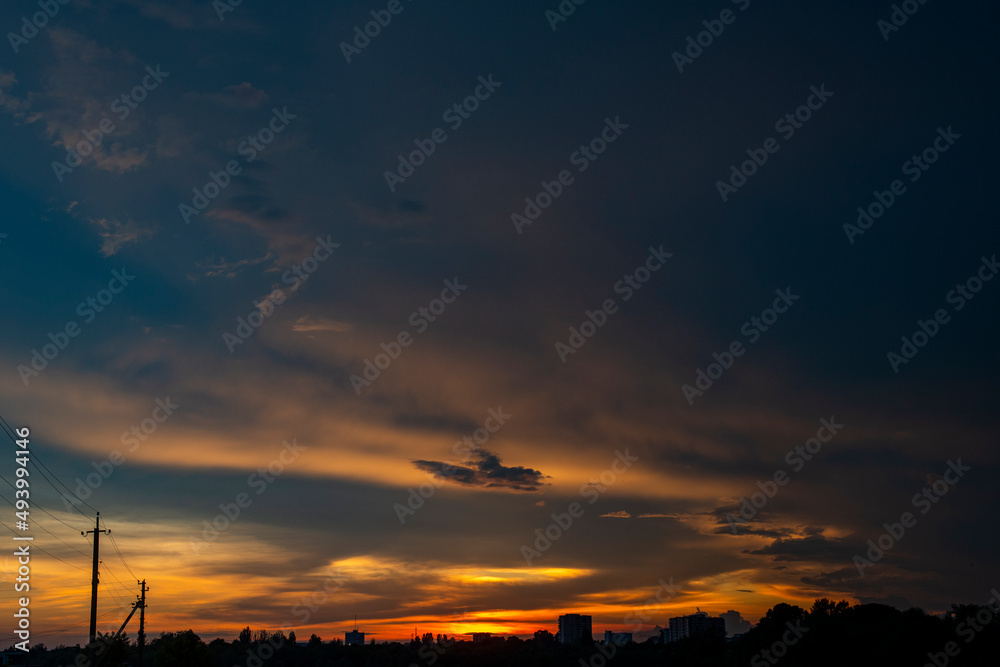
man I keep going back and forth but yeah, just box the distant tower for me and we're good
[345,614,365,646]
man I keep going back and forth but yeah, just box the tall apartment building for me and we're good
[664,611,726,643]
[558,614,593,645]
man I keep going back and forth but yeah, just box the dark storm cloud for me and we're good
[745,535,858,562]
[800,568,924,597]
[710,524,794,539]
[413,448,548,492]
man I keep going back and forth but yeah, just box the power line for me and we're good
[19,457,92,522]
[0,490,91,559]
[99,559,134,609]
[0,520,87,571]
[0,412,95,525]
[30,497,89,535]
[103,516,137,580]
[33,451,99,513]
[0,583,90,596]
[29,454,98,517]
[0,412,144,624]
[94,516,139,613]
[0,608,122,643]
[0,413,20,442]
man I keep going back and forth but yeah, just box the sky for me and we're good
[0,0,999,648]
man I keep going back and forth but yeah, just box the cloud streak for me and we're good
[413,449,549,493]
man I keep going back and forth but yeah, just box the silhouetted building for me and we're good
[345,630,365,646]
[470,632,493,644]
[664,610,725,642]
[558,614,593,645]
[603,630,633,645]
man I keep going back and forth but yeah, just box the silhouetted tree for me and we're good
[534,629,555,643]
[21,600,992,667]
[152,630,213,667]
[810,598,850,618]
[94,630,130,666]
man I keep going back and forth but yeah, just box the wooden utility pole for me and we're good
[93,588,143,667]
[83,512,109,661]
[137,580,147,665]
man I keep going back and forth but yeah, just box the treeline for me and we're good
[10,598,1000,666]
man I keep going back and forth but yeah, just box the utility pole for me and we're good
[137,580,147,666]
[83,512,109,661]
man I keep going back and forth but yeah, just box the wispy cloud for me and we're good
[193,253,274,280]
[184,82,269,108]
[1,30,153,174]
[89,218,153,256]
[292,315,353,333]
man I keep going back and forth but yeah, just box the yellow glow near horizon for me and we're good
[451,567,594,585]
